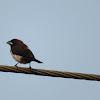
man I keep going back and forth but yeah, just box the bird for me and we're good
[7,39,43,68]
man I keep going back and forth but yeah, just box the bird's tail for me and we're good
[35,59,43,63]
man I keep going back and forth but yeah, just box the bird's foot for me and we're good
[29,66,32,69]
[15,63,19,69]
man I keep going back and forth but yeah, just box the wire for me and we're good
[0,65,100,81]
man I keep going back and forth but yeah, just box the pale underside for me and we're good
[10,51,27,64]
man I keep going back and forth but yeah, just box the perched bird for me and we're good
[7,39,43,68]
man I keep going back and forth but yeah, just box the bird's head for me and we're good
[7,39,23,46]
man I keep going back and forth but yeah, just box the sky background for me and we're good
[0,0,100,100]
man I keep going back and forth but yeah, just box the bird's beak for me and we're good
[7,41,13,45]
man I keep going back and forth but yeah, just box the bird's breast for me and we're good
[11,51,22,63]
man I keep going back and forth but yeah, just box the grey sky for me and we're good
[0,0,100,100]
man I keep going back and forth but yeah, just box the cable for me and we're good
[0,65,99,81]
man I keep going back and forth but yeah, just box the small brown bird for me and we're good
[7,39,43,68]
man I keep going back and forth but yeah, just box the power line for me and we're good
[0,65,99,81]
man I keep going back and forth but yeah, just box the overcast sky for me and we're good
[0,0,100,100]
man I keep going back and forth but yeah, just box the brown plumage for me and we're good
[7,39,43,68]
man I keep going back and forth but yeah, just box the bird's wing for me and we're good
[11,46,35,58]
